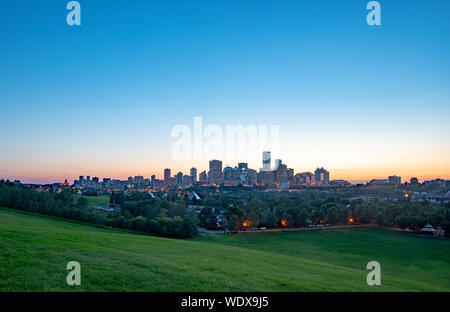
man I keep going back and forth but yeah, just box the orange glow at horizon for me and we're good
[1,155,450,184]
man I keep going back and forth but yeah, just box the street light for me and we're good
[281,219,288,231]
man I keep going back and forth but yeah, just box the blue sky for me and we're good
[1,0,449,183]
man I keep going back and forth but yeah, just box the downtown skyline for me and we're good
[2,156,448,186]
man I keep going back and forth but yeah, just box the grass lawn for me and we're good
[0,206,449,292]
[73,194,109,208]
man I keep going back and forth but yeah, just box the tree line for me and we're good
[0,182,198,238]
[193,191,450,235]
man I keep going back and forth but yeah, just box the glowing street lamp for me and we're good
[349,217,355,224]
[281,219,288,231]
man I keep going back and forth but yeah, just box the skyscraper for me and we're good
[314,167,330,185]
[164,168,171,185]
[176,172,183,185]
[238,163,248,170]
[262,151,271,171]
[199,170,207,184]
[388,175,401,185]
[274,160,289,184]
[190,167,197,183]
[208,160,223,185]
[274,159,282,170]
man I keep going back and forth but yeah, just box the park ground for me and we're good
[0,206,449,291]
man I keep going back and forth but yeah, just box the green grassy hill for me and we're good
[0,206,449,291]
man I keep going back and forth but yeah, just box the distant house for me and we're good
[188,205,204,214]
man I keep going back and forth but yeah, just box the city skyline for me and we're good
[2,155,448,186]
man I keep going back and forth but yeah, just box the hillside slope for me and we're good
[0,207,449,291]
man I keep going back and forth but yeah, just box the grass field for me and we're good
[73,195,109,208]
[0,206,449,291]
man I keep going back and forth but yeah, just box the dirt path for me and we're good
[198,224,377,235]
[240,224,377,233]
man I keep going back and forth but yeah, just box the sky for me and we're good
[0,0,449,184]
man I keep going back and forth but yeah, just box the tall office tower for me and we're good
[274,159,282,170]
[92,177,99,184]
[388,175,401,185]
[86,176,91,186]
[246,169,258,185]
[274,162,289,184]
[262,151,271,171]
[151,175,156,183]
[134,176,144,183]
[79,176,84,184]
[224,166,238,185]
[287,168,294,182]
[164,168,171,185]
[208,159,223,185]
[183,175,192,186]
[190,167,197,183]
[314,167,330,185]
[176,172,183,185]
[199,170,207,184]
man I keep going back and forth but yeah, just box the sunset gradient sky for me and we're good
[1,0,449,184]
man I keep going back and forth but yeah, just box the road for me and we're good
[198,224,377,235]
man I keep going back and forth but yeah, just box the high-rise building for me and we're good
[314,167,330,185]
[388,175,401,185]
[183,175,192,186]
[199,170,207,184]
[257,171,275,185]
[238,163,248,170]
[176,172,183,185]
[274,160,289,184]
[274,159,282,170]
[246,169,257,186]
[190,167,197,183]
[262,151,271,171]
[287,168,294,182]
[208,160,223,185]
[164,169,171,185]
[410,177,419,185]
[295,172,314,185]
[240,168,257,185]
[224,166,239,185]
[92,177,99,184]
